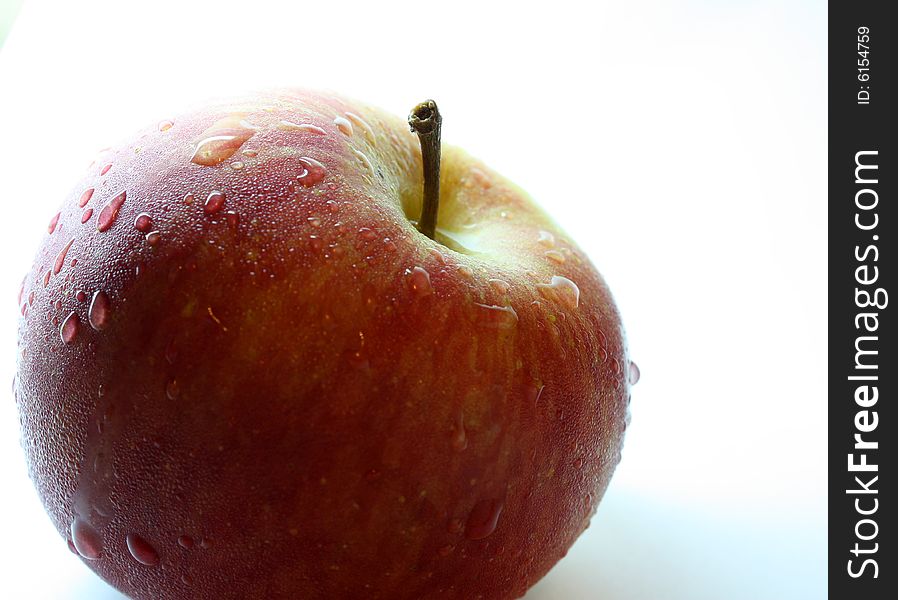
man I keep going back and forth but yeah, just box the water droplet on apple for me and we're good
[333,116,353,136]
[100,163,112,176]
[451,414,468,452]
[407,266,432,298]
[54,238,75,275]
[77,188,95,208]
[465,499,503,540]
[97,191,126,232]
[146,231,162,246]
[352,148,374,172]
[231,161,244,170]
[178,535,195,549]
[158,120,173,132]
[166,379,180,400]
[204,191,226,214]
[525,383,544,404]
[537,230,555,247]
[473,303,518,329]
[126,533,160,566]
[43,270,51,288]
[544,250,565,264]
[47,212,61,234]
[80,208,94,223]
[88,291,111,330]
[309,236,323,252]
[345,112,376,144]
[628,361,641,385]
[67,538,78,555]
[308,216,321,227]
[278,121,326,135]
[60,312,80,344]
[183,193,195,205]
[134,213,153,232]
[190,116,257,166]
[297,157,326,187]
[70,517,102,560]
[226,211,240,230]
[488,279,510,294]
[457,265,474,280]
[358,227,376,241]
[536,275,580,309]
[438,544,455,557]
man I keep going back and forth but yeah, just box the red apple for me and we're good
[14,89,632,599]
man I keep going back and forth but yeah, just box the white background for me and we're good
[0,0,826,598]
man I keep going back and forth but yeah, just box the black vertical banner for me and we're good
[829,2,896,598]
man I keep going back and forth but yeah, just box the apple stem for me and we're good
[408,100,442,240]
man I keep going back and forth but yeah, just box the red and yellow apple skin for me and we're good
[14,90,631,599]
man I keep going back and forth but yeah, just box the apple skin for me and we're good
[14,90,631,599]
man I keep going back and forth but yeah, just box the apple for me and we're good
[14,89,633,599]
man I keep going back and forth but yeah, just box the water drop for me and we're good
[54,238,75,274]
[352,148,374,172]
[158,120,173,132]
[226,211,240,230]
[536,275,580,309]
[48,212,60,234]
[309,236,323,252]
[537,230,555,247]
[177,535,195,549]
[80,208,94,223]
[429,248,446,264]
[438,545,455,557]
[334,116,353,136]
[358,227,376,241]
[78,188,95,208]
[473,303,518,329]
[60,312,80,344]
[408,266,432,298]
[345,112,376,144]
[278,121,326,135]
[70,517,102,560]
[183,193,195,205]
[628,361,641,385]
[296,157,326,187]
[165,337,178,364]
[134,213,153,232]
[88,291,111,330]
[76,290,86,302]
[451,414,468,452]
[126,533,160,566]
[166,379,180,400]
[544,250,565,264]
[525,383,545,404]
[307,216,321,227]
[488,279,510,294]
[204,191,226,214]
[457,265,474,280]
[100,163,112,176]
[191,116,257,166]
[43,270,51,287]
[97,191,126,232]
[465,499,504,540]
[146,231,162,246]
[231,161,244,170]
